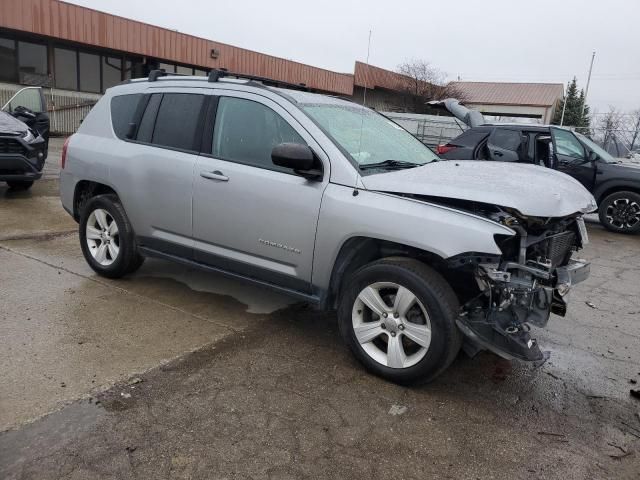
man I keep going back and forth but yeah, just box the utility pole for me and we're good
[580,51,596,119]
[559,83,568,126]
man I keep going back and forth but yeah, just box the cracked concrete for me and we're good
[1,164,639,479]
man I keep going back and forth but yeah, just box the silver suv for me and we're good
[60,70,596,383]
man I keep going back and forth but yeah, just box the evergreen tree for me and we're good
[552,77,590,130]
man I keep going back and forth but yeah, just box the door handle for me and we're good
[493,151,503,157]
[200,170,229,182]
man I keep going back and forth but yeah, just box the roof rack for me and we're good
[144,68,309,92]
[148,69,194,82]
[207,68,309,91]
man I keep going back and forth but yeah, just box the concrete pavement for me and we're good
[0,160,639,478]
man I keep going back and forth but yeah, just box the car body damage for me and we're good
[361,160,597,217]
[363,164,595,362]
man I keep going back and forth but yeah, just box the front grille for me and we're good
[0,137,26,155]
[536,231,576,267]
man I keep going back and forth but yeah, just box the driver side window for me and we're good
[212,97,306,172]
[553,128,584,160]
[4,87,46,113]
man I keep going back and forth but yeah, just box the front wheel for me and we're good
[338,257,462,384]
[79,194,145,278]
[598,191,640,234]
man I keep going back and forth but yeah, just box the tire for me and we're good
[79,194,144,278]
[598,191,640,234]
[7,180,34,190]
[337,257,462,385]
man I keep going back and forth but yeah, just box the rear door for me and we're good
[550,127,596,190]
[111,89,208,256]
[192,91,329,292]
[486,128,526,162]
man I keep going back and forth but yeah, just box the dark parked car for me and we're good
[1,87,49,191]
[436,115,640,234]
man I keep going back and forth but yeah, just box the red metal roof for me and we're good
[0,0,354,95]
[451,81,564,107]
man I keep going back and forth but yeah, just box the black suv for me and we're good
[0,87,49,191]
[438,124,640,234]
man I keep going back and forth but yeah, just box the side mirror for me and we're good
[272,143,322,180]
[588,151,598,162]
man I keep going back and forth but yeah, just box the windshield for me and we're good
[301,103,438,171]
[574,132,617,163]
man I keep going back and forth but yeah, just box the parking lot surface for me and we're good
[1,148,639,479]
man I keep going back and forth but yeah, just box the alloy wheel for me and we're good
[85,208,120,266]
[605,197,640,230]
[351,282,432,369]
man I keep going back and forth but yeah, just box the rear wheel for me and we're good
[7,180,34,190]
[338,257,462,384]
[79,194,145,278]
[598,191,640,234]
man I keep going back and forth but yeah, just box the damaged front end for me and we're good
[452,208,590,362]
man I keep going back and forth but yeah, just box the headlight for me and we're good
[22,129,35,143]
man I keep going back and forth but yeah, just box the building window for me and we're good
[54,47,78,90]
[158,62,175,73]
[18,41,48,85]
[176,65,192,75]
[102,56,122,91]
[79,51,100,93]
[194,68,208,77]
[0,37,17,83]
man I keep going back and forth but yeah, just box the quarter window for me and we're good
[212,97,305,171]
[150,93,206,151]
[110,94,143,140]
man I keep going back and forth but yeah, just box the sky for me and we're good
[67,0,640,113]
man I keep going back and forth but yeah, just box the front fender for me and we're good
[312,184,514,291]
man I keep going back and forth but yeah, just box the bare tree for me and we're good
[627,109,640,151]
[597,107,624,155]
[396,59,465,113]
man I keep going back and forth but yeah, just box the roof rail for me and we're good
[207,68,309,91]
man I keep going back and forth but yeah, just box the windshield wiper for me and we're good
[359,160,424,171]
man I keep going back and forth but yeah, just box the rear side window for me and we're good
[110,94,142,139]
[150,93,206,151]
[491,129,522,150]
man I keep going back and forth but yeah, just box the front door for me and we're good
[551,127,596,190]
[192,92,328,293]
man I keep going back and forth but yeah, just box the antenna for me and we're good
[353,30,372,197]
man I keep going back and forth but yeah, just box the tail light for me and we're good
[61,136,71,169]
[436,144,456,155]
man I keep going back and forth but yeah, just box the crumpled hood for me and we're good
[361,160,597,217]
[0,110,28,136]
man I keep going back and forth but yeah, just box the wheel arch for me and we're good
[321,236,449,310]
[594,182,640,204]
[73,180,119,221]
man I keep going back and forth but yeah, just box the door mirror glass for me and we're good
[3,87,46,113]
[588,150,598,162]
[272,143,314,170]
